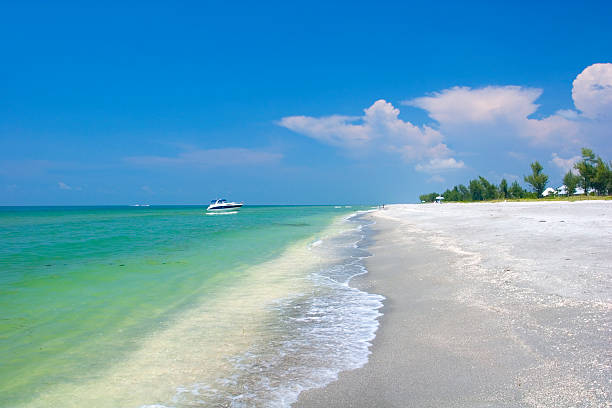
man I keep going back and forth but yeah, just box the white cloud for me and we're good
[404,63,612,148]
[406,85,579,145]
[415,157,465,173]
[521,113,580,145]
[279,99,460,171]
[279,63,610,176]
[125,148,283,168]
[408,86,542,125]
[572,63,612,119]
[278,114,369,148]
[555,109,580,120]
[428,175,445,183]
[550,153,580,175]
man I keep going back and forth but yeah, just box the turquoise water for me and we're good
[0,205,383,407]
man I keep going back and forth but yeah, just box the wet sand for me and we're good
[295,201,611,407]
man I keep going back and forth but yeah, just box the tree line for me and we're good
[419,148,612,203]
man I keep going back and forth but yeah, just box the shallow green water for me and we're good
[0,205,360,406]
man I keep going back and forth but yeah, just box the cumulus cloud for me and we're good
[279,99,460,172]
[409,86,542,125]
[404,63,612,148]
[279,63,610,175]
[415,157,465,173]
[278,114,369,148]
[125,147,283,168]
[550,153,580,175]
[406,85,580,145]
[572,63,612,119]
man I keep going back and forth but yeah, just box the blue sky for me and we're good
[1,1,611,205]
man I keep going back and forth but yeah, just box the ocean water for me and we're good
[0,205,383,407]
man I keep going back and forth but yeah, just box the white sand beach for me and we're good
[295,201,611,407]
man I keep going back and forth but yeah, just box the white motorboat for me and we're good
[207,199,243,211]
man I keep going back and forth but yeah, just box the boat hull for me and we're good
[206,204,243,211]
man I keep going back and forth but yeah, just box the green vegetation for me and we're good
[593,156,612,194]
[419,147,612,202]
[524,161,548,197]
[574,148,612,196]
[575,148,596,194]
[499,178,509,199]
[419,192,441,202]
[420,177,533,203]
[563,170,580,198]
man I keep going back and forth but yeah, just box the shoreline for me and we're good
[295,201,611,407]
[2,206,372,408]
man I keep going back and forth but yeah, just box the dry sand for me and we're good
[295,201,611,408]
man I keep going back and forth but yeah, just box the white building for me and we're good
[574,187,596,195]
[556,185,595,196]
[542,187,557,197]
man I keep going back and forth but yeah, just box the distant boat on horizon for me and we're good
[207,199,243,212]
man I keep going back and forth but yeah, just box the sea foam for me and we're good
[154,213,384,407]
